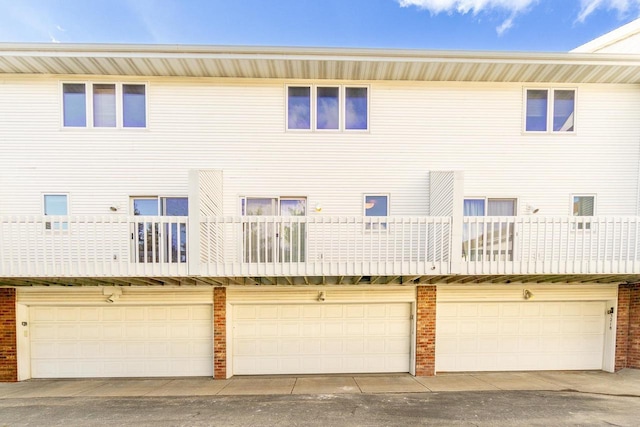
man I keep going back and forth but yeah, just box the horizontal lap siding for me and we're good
[1,78,639,219]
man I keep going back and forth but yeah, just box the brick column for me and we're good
[629,284,640,368]
[415,285,436,376]
[213,287,227,379]
[615,284,630,371]
[0,288,17,382]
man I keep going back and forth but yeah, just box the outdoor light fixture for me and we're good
[103,287,122,303]
[523,289,534,300]
[317,291,326,302]
[315,203,322,212]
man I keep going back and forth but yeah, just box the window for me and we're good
[63,82,147,128]
[573,195,595,230]
[43,194,68,230]
[131,197,188,263]
[525,88,575,133]
[364,194,389,230]
[62,84,86,127]
[240,196,307,263]
[286,85,368,131]
[463,198,516,261]
[93,84,116,127]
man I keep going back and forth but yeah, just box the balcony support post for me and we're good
[188,170,202,276]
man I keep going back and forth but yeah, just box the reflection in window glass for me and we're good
[526,89,548,132]
[93,84,116,127]
[287,87,311,129]
[123,84,146,127]
[553,90,575,132]
[63,84,86,127]
[573,196,594,216]
[346,87,368,130]
[365,195,388,216]
[317,87,339,130]
[133,198,158,216]
[162,197,188,216]
[573,195,594,230]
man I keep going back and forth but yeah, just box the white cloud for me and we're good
[397,0,537,15]
[397,0,538,35]
[577,0,640,22]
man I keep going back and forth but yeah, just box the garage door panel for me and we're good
[233,303,411,375]
[346,322,364,335]
[436,301,605,372]
[30,305,213,378]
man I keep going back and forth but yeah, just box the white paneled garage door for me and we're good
[232,303,412,375]
[30,305,213,378]
[436,301,606,372]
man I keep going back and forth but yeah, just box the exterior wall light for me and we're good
[523,289,534,300]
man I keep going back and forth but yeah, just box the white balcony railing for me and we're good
[0,215,188,277]
[462,216,640,275]
[199,216,452,277]
[2,214,640,278]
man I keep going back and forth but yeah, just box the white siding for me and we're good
[1,77,639,218]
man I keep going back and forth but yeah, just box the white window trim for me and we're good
[60,81,148,130]
[523,87,577,134]
[285,84,370,132]
[570,194,596,216]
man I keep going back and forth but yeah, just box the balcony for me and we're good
[1,214,640,280]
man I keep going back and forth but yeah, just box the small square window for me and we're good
[44,194,68,230]
[573,195,594,230]
[364,194,388,230]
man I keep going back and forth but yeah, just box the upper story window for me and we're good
[287,85,368,131]
[525,88,575,133]
[62,82,147,128]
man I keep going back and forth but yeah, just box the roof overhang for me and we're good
[1,43,640,84]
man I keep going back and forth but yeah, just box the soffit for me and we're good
[1,43,640,83]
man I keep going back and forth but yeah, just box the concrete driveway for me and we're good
[1,369,639,398]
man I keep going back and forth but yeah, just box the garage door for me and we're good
[436,301,605,372]
[30,305,213,378]
[232,303,411,375]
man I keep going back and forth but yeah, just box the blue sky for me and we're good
[0,0,639,51]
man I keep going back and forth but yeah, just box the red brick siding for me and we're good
[629,284,640,368]
[615,284,630,371]
[0,288,17,382]
[616,283,640,371]
[213,287,226,379]
[415,286,436,376]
